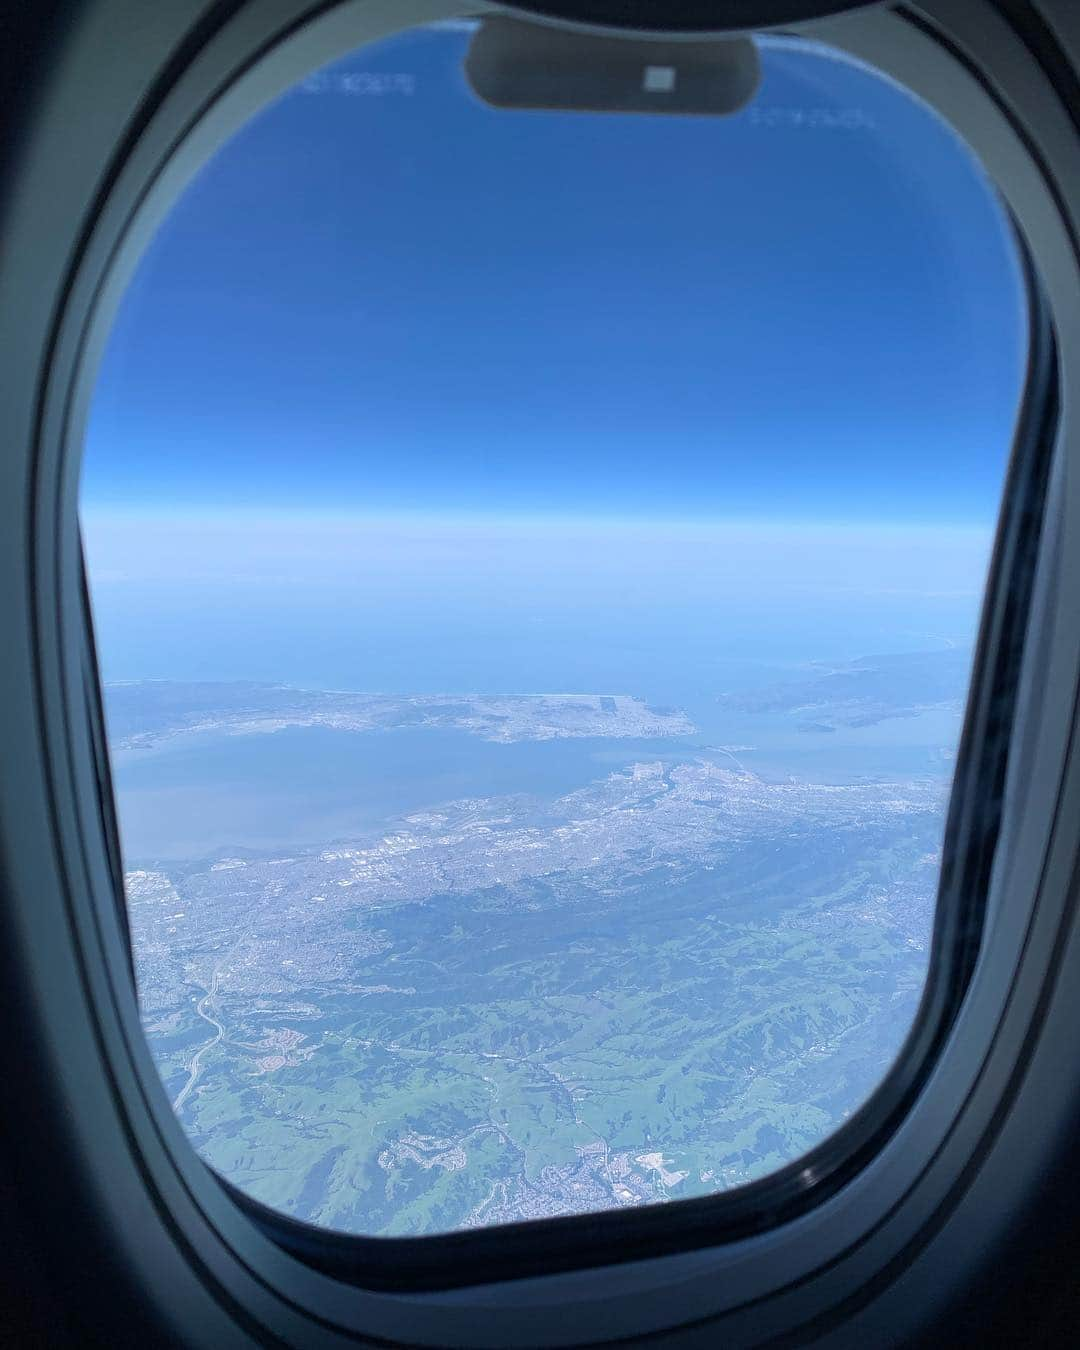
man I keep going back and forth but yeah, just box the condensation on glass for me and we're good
[80,17,1027,1238]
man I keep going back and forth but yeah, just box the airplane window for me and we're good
[80,19,1027,1240]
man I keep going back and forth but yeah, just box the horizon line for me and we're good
[78,504,999,534]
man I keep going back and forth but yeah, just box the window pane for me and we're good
[81,22,1026,1237]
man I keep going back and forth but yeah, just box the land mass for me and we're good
[717,647,971,732]
[125,694,943,1234]
[106,681,695,750]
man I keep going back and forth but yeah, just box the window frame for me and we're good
[11,0,1080,1343]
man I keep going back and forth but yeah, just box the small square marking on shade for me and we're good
[643,65,677,94]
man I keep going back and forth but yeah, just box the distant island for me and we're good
[106,680,695,750]
[717,647,971,732]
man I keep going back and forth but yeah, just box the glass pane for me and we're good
[81,20,1027,1237]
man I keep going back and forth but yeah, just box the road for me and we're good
[173,971,226,1113]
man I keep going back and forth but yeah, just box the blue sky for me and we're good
[82,26,1025,526]
[81,26,1027,691]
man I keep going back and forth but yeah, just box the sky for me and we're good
[80,24,1028,690]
